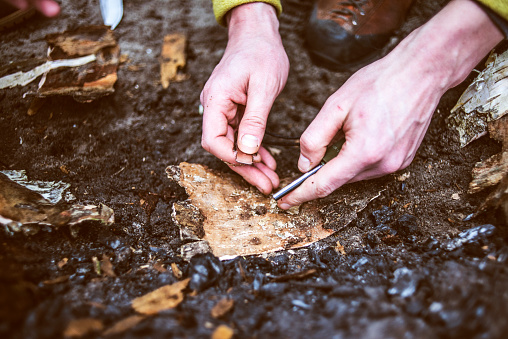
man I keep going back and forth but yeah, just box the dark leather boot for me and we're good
[305,0,415,71]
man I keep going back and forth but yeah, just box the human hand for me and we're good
[277,0,503,209]
[3,0,60,17]
[200,2,289,194]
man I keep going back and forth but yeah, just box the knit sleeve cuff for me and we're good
[212,0,282,26]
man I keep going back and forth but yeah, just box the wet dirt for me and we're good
[1,0,508,338]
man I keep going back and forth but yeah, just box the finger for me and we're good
[278,140,361,208]
[201,95,240,164]
[30,0,60,17]
[298,97,349,172]
[254,162,279,189]
[258,146,277,170]
[4,0,29,9]
[228,163,276,195]
[237,81,275,155]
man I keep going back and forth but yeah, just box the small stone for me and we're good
[394,214,419,237]
[388,267,420,298]
[188,253,224,291]
[371,206,395,225]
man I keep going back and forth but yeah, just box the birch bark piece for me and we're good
[166,163,333,259]
[448,49,508,147]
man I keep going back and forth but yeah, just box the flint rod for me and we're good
[272,164,323,200]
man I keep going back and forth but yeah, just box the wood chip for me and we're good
[211,298,234,318]
[103,315,146,336]
[235,150,253,165]
[211,325,234,339]
[469,151,508,193]
[63,318,103,338]
[43,275,70,285]
[270,269,317,283]
[160,33,187,89]
[170,262,182,278]
[131,278,190,315]
[153,262,167,273]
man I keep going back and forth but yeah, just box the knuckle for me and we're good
[242,114,266,131]
[300,133,320,154]
[201,139,211,153]
[361,148,384,167]
[381,157,404,174]
[313,181,334,199]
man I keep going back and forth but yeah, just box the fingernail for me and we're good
[279,203,291,210]
[256,186,265,194]
[298,155,311,172]
[239,134,259,154]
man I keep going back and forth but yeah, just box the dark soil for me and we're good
[1,0,507,338]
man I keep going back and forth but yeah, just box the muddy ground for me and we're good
[1,0,508,338]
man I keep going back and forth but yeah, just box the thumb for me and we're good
[298,100,348,172]
[237,89,274,155]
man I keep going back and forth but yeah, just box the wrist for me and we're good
[227,2,280,38]
[397,0,503,92]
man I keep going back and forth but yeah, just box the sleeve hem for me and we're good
[213,0,283,27]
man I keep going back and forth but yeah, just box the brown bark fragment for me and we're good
[38,26,120,102]
[160,33,187,89]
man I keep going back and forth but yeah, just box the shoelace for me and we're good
[331,0,369,25]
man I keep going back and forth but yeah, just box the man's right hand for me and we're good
[4,0,60,17]
[200,2,289,194]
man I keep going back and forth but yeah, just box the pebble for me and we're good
[291,299,311,310]
[371,206,395,225]
[394,214,419,237]
[388,267,419,298]
[442,224,496,252]
[188,253,224,291]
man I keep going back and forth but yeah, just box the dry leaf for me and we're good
[131,278,190,315]
[211,298,234,318]
[101,254,117,277]
[57,258,68,269]
[63,318,103,338]
[212,325,234,339]
[103,315,146,336]
[160,33,187,89]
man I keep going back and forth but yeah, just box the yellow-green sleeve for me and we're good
[476,0,508,21]
[212,0,282,26]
